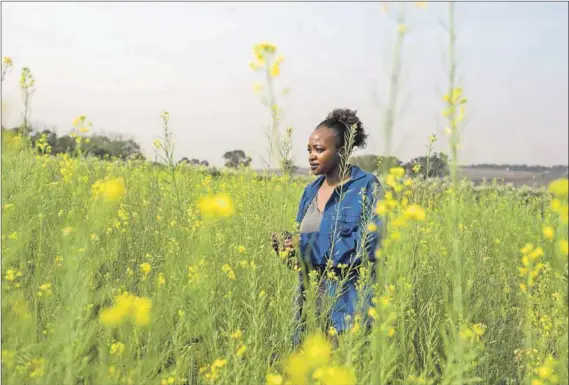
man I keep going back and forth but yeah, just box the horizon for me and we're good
[2,2,568,167]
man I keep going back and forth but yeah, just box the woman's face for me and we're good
[307,126,341,176]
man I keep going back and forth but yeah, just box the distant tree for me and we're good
[350,154,402,174]
[178,157,210,167]
[405,152,449,178]
[12,126,146,160]
[223,150,252,168]
[350,154,380,173]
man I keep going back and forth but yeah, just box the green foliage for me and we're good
[223,150,252,168]
[2,126,145,161]
[405,152,450,178]
[350,155,402,174]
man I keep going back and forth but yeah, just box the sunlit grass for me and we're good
[1,3,568,385]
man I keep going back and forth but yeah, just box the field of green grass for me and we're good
[2,3,568,384]
[2,136,568,385]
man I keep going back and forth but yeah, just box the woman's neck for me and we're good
[324,165,351,187]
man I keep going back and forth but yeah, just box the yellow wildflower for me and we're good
[140,262,151,276]
[403,204,426,221]
[389,167,405,178]
[198,193,235,219]
[266,373,284,385]
[543,226,555,240]
[302,333,331,369]
[110,342,125,356]
[548,178,568,197]
[236,344,247,357]
[317,365,357,385]
[157,272,166,286]
[230,329,243,339]
[92,178,126,202]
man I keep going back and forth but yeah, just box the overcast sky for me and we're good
[2,1,568,167]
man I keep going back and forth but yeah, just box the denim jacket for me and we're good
[295,165,383,269]
[291,165,383,339]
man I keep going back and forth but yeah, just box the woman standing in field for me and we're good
[272,108,383,346]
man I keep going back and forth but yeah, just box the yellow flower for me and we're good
[521,243,534,255]
[230,329,243,339]
[317,365,357,385]
[543,226,555,240]
[266,373,284,385]
[270,63,280,77]
[548,178,568,197]
[92,178,126,202]
[100,306,128,327]
[222,264,236,280]
[153,139,163,149]
[157,273,166,286]
[389,167,405,178]
[29,357,46,379]
[253,82,262,93]
[99,292,151,328]
[285,353,308,385]
[132,296,152,327]
[198,193,235,219]
[79,127,89,134]
[110,342,125,356]
[236,344,247,357]
[367,223,378,232]
[375,201,388,216]
[238,245,246,253]
[302,333,331,369]
[140,262,151,275]
[73,115,86,127]
[472,323,486,336]
[403,205,426,221]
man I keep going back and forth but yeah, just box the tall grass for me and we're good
[2,3,568,385]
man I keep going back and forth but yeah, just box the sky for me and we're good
[2,1,568,167]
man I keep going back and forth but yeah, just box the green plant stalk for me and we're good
[446,2,466,384]
[265,57,281,171]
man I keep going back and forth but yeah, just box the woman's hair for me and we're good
[317,108,368,150]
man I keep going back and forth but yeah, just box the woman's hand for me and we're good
[271,231,298,253]
[271,231,300,270]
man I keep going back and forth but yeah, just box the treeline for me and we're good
[349,153,450,179]
[2,126,145,160]
[4,126,565,178]
[464,163,568,173]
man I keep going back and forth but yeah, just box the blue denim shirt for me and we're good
[293,165,383,339]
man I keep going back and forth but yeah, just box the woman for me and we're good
[272,108,383,346]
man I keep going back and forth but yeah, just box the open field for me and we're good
[2,3,568,385]
[2,139,568,385]
[458,167,569,188]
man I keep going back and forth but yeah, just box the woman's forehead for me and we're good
[309,126,336,144]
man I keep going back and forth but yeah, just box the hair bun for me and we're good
[326,108,367,149]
